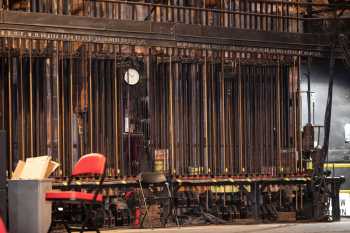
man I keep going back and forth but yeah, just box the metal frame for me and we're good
[137,173,180,228]
[48,168,106,233]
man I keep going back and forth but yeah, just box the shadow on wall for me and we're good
[301,58,350,162]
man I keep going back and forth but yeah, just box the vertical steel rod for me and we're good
[306,56,312,125]
[89,44,93,152]
[7,39,12,172]
[19,38,25,161]
[169,52,175,174]
[114,45,119,175]
[29,39,33,157]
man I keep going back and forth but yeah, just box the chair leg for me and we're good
[140,206,149,228]
[174,207,180,227]
[48,210,71,233]
[47,222,53,233]
[64,224,72,233]
[79,206,91,233]
[164,201,180,227]
[80,204,102,233]
[166,183,180,227]
[139,181,152,229]
[164,203,179,227]
[63,223,71,233]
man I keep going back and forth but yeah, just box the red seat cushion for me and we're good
[0,217,6,233]
[46,191,103,202]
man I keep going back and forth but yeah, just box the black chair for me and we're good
[138,172,179,228]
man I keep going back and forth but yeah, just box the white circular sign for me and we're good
[124,68,140,85]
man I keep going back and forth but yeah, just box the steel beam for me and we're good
[0,10,347,57]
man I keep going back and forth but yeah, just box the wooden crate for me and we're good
[142,205,162,228]
[277,212,296,222]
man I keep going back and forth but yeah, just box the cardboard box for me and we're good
[12,156,59,180]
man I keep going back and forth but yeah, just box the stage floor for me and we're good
[102,219,350,233]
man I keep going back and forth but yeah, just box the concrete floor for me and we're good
[102,219,350,233]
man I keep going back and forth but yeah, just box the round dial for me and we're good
[124,68,140,85]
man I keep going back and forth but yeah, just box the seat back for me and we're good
[139,172,167,185]
[72,153,106,176]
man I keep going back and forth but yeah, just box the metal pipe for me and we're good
[61,41,66,175]
[69,41,74,172]
[19,38,25,161]
[322,45,336,171]
[298,56,303,172]
[89,44,93,152]
[169,52,175,174]
[203,52,208,173]
[306,57,312,125]
[114,45,119,175]
[29,39,33,157]
[238,59,243,173]
[7,40,12,172]
[276,60,281,174]
[220,51,225,173]
[293,57,298,172]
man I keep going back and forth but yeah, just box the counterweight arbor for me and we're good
[0,41,301,178]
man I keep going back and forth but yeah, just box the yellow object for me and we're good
[210,185,239,193]
[307,161,313,170]
[154,160,164,172]
[244,185,251,192]
[324,163,350,169]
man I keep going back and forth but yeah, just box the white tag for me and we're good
[345,123,350,143]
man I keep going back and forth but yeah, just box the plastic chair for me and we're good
[46,153,106,233]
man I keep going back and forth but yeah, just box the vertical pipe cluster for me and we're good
[0,38,301,178]
[151,53,301,176]
[0,39,150,177]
